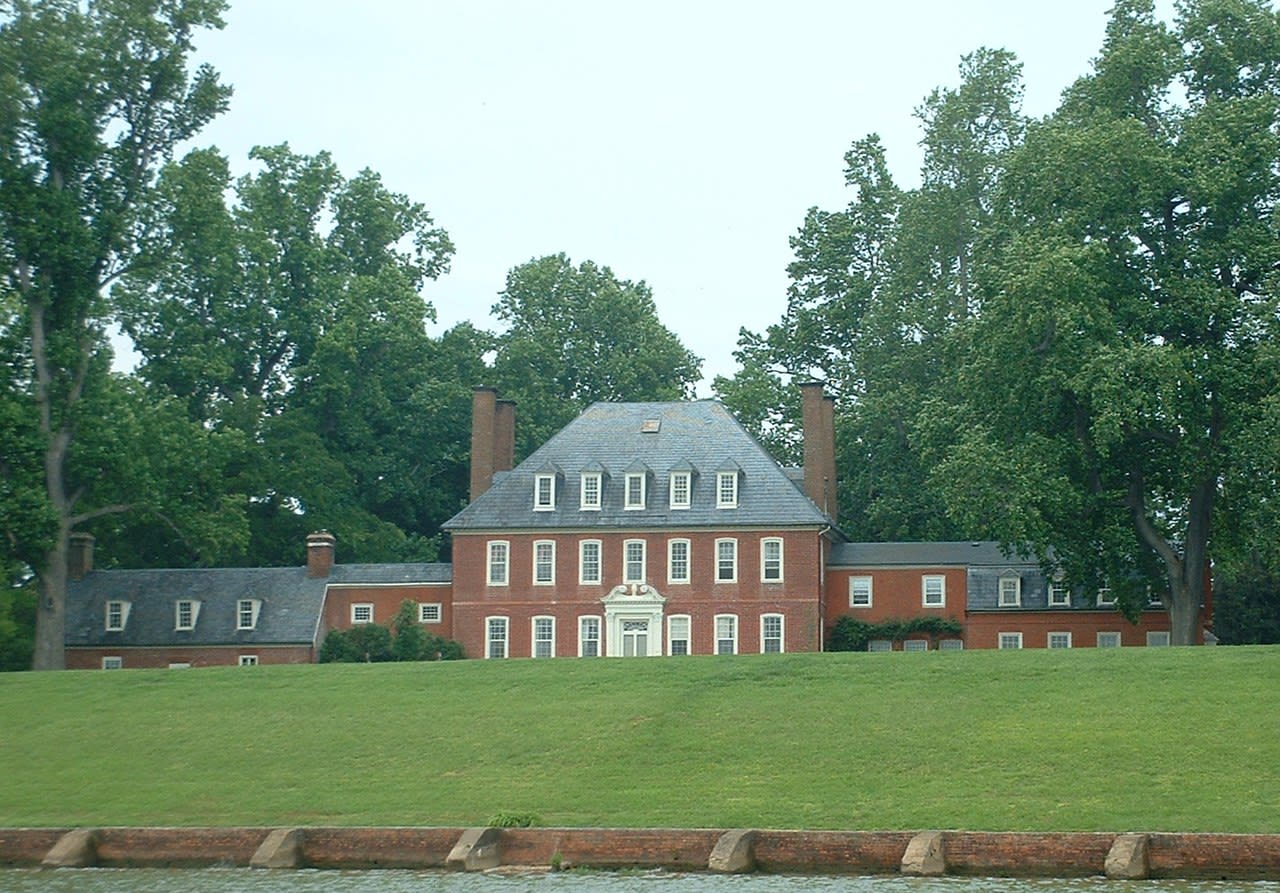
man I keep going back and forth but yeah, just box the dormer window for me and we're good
[998,574,1022,607]
[716,471,738,508]
[237,598,262,631]
[105,600,131,631]
[534,473,556,511]
[174,599,201,631]
[669,469,691,509]
[625,472,646,509]
[580,472,602,510]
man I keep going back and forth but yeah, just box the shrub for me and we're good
[827,615,963,651]
[487,811,540,828]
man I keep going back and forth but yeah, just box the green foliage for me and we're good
[1213,557,1280,645]
[487,811,541,828]
[827,616,963,652]
[321,601,463,663]
[490,254,702,456]
[0,583,35,672]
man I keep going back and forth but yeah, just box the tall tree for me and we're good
[930,0,1280,643]
[0,0,230,668]
[490,254,702,455]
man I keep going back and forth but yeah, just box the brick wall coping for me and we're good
[2,827,1277,880]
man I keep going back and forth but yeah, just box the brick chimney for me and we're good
[800,382,838,521]
[470,387,516,501]
[68,532,95,580]
[306,531,336,578]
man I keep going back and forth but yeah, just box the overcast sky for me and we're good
[183,1,1155,393]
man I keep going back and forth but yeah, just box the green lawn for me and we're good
[1,646,1276,832]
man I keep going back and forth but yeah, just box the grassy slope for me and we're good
[0,646,1276,832]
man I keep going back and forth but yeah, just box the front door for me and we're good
[621,619,649,657]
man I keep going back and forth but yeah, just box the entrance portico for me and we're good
[601,584,666,657]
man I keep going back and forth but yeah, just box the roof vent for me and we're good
[640,419,661,433]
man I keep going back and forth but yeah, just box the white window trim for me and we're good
[624,472,647,509]
[667,538,691,584]
[533,473,556,511]
[532,615,556,658]
[669,471,691,509]
[1146,630,1171,647]
[1048,581,1070,607]
[486,616,509,659]
[533,539,556,586]
[351,602,374,624]
[578,615,602,657]
[1097,587,1116,607]
[716,471,738,508]
[868,639,893,652]
[903,639,929,652]
[237,598,262,631]
[174,598,201,631]
[1097,631,1122,648]
[1048,631,1072,649]
[487,540,510,586]
[760,537,784,583]
[998,632,1024,650]
[623,538,646,584]
[579,472,602,511]
[715,537,737,583]
[667,614,692,656]
[922,575,946,608]
[238,654,259,666]
[998,575,1022,607]
[714,613,738,655]
[849,576,873,608]
[760,612,784,654]
[105,600,131,631]
[101,656,123,670]
[579,539,602,585]
[419,602,442,624]
[939,638,964,651]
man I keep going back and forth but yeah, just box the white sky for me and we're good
[183,1,1144,392]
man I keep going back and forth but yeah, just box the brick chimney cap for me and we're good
[306,531,336,544]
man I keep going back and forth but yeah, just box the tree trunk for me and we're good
[1166,573,1202,646]
[32,528,68,670]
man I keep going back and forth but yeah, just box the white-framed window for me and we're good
[1049,580,1070,607]
[761,538,783,582]
[1048,632,1072,649]
[998,632,1024,650]
[922,575,946,607]
[667,539,690,584]
[1146,630,1171,647]
[669,471,691,509]
[667,614,691,655]
[487,541,509,586]
[849,576,873,607]
[998,575,1022,607]
[168,662,191,670]
[533,539,555,585]
[351,603,374,624]
[238,654,259,666]
[105,600,130,631]
[101,656,123,670]
[715,538,737,582]
[532,615,555,658]
[1097,631,1122,648]
[715,614,738,654]
[174,599,200,631]
[1096,587,1116,607]
[237,598,261,631]
[419,602,442,623]
[868,639,893,652]
[761,613,784,653]
[486,616,508,659]
[579,539,602,585]
[939,638,964,651]
[578,616,601,657]
[623,539,646,584]
[625,472,646,509]
[904,639,929,652]
[716,471,738,508]
[580,472,601,510]
[534,473,556,511]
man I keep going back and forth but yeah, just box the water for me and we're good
[1,870,1276,893]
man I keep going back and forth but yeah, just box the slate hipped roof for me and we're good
[66,562,451,648]
[444,400,834,531]
[829,541,1035,567]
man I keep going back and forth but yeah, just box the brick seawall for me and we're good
[2,827,1277,880]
